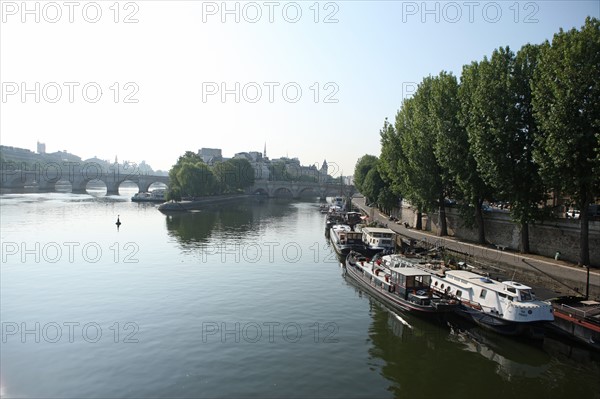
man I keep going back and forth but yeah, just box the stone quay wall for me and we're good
[395,205,600,267]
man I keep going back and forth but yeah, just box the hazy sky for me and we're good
[1,1,598,176]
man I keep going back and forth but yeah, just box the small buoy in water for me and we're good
[116,215,121,226]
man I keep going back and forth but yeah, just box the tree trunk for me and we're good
[475,198,486,244]
[438,196,448,236]
[415,210,423,230]
[580,198,590,266]
[520,222,530,254]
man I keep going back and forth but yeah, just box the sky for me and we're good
[1,0,598,177]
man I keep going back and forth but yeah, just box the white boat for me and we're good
[132,189,166,203]
[329,224,365,256]
[430,269,554,337]
[332,196,344,209]
[360,227,396,255]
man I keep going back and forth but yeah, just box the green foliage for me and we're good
[532,17,599,207]
[167,151,203,200]
[378,117,404,199]
[176,161,216,197]
[532,17,600,265]
[361,166,385,205]
[462,45,546,231]
[377,187,398,215]
[214,158,255,193]
[353,154,378,193]
[370,17,596,256]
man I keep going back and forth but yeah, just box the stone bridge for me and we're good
[0,162,169,195]
[0,162,354,198]
[249,180,355,199]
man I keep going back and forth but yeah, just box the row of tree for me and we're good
[354,17,599,266]
[167,152,255,200]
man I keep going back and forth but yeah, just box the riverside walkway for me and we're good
[352,197,600,300]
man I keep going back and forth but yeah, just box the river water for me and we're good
[1,189,599,398]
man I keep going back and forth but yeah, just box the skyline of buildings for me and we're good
[1,143,352,183]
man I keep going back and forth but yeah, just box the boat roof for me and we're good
[384,254,421,265]
[502,281,533,290]
[331,224,351,231]
[445,270,510,291]
[361,227,395,234]
[391,267,431,277]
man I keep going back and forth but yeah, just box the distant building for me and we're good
[46,150,81,163]
[37,141,46,154]
[234,151,270,180]
[199,148,223,164]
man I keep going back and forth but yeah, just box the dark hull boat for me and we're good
[344,252,458,314]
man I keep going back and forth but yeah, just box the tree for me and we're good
[353,154,379,194]
[455,63,496,244]
[377,187,398,216]
[379,117,404,199]
[176,161,216,197]
[532,17,600,266]
[361,166,385,207]
[397,76,454,236]
[462,45,545,253]
[167,151,203,201]
[393,98,426,229]
[214,158,255,193]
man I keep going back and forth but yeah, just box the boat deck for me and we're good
[552,300,600,326]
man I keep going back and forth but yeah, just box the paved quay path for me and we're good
[352,197,600,300]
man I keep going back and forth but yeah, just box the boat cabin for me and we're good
[345,212,363,225]
[361,227,396,251]
[332,225,362,246]
[435,271,539,304]
[390,268,433,305]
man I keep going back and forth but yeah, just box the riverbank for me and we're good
[158,194,254,212]
[352,197,600,300]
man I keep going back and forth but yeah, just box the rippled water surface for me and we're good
[1,191,599,398]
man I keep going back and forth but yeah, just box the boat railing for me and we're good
[462,299,483,311]
[553,303,600,320]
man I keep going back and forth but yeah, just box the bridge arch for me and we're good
[272,187,293,198]
[139,180,168,193]
[115,180,140,195]
[297,187,319,198]
[252,188,269,196]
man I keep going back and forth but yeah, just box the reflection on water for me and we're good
[344,272,600,399]
[1,193,599,398]
[165,211,219,245]
[446,316,551,381]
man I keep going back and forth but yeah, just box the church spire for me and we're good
[263,142,267,158]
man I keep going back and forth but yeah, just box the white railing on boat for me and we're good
[554,303,600,319]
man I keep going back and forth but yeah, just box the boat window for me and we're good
[519,290,532,301]
[456,290,462,298]
[480,289,487,299]
[441,284,445,290]
[498,293,506,298]
[506,287,516,293]
[434,281,438,286]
